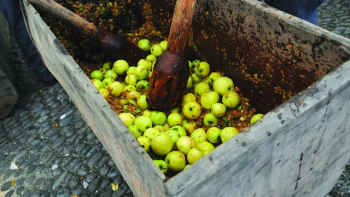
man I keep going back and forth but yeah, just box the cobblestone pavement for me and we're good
[0,0,349,196]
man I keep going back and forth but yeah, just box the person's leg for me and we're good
[0,0,56,84]
[264,0,323,25]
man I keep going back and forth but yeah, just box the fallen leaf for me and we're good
[11,180,16,186]
[111,183,119,191]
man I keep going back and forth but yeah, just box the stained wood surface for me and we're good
[0,12,18,120]
[20,1,167,196]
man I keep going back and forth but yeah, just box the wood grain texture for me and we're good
[20,1,167,196]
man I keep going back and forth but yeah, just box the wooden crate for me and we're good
[21,0,350,196]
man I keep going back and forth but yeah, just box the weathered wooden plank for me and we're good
[0,12,18,120]
[20,1,167,196]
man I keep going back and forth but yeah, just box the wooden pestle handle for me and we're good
[167,0,196,55]
[28,0,101,39]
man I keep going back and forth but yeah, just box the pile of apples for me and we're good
[89,39,264,174]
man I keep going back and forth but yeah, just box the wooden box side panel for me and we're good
[165,61,350,196]
[20,1,167,196]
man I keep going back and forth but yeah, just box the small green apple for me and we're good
[138,39,151,51]
[153,125,167,133]
[208,72,222,86]
[99,68,107,74]
[182,101,201,120]
[143,110,152,117]
[165,151,186,171]
[211,103,226,117]
[167,129,181,145]
[99,88,110,98]
[135,65,149,80]
[187,148,204,164]
[200,91,220,109]
[184,164,191,170]
[222,91,240,108]
[187,76,194,89]
[213,76,234,96]
[126,66,136,75]
[154,160,168,174]
[137,95,149,110]
[250,113,264,124]
[124,84,136,93]
[125,74,137,85]
[137,59,152,71]
[151,133,173,156]
[203,113,218,126]
[167,112,183,127]
[118,113,135,127]
[108,81,124,97]
[190,128,207,144]
[197,141,215,155]
[194,62,210,78]
[134,116,153,132]
[143,128,161,140]
[104,70,118,80]
[137,136,151,152]
[194,82,211,97]
[127,91,141,99]
[182,93,196,107]
[91,70,104,80]
[113,59,129,75]
[191,73,202,85]
[146,54,157,62]
[102,62,111,70]
[192,59,200,67]
[169,125,187,137]
[128,125,141,138]
[221,127,239,143]
[91,79,103,90]
[182,119,196,134]
[207,127,221,143]
[150,44,164,57]
[150,111,167,126]
[176,136,197,155]
[159,40,168,50]
[102,77,114,89]
[136,80,149,93]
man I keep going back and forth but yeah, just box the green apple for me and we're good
[127,91,141,99]
[191,73,202,85]
[99,68,107,74]
[128,125,141,138]
[186,76,194,89]
[102,77,114,89]
[150,44,164,57]
[211,103,226,117]
[137,59,152,71]
[190,128,207,144]
[220,127,239,143]
[104,70,118,80]
[197,141,215,155]
[118,113,135,127]
[143,128,161,140]
[125,74,137,85]
[170,107,180,114]
[201,76,210,84]
[184,164,191,170]
[165,151,186,171]
[150,111,167,126]
[194,62,210,78]
[91,70,104,80]
[194,82,211,97]
[137,95,149,110]
[207,127,221,143]
[222,91,240,108]
[208,72,222,86]
[163,122,171,130]
[169,126,186,137]
[200,91,220,109]
[182,119,196,134]
[182,101,201,120]
[192,59,200,67]
[135,65,149,80]
[143,110,152,117]
[187,148,204,164]
[137,136,151,152]
[134,116,152,132]
[136,80,149,93]
[148,71,152,78]
[167,129,181,145]
[151,133,173,156]
[102,62,111,70]
[99,88,110,98]
[153,125,167,133]
[213,76,234,96]
[126,66,136,75]
[113,59,129,75]
[250,113,264,124]
[182,93,196,107]
[146,54,157,62]
[108,81,124,97]
[176,136,197,155]
[159,40,168,50]
[91,79,103,90]
[138,39,151,51]
[167,112,183,127]
[124,84,136,93]
[203,113,218,126]
[154,160,168,174]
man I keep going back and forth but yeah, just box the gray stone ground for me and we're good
[0,0,349,196]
